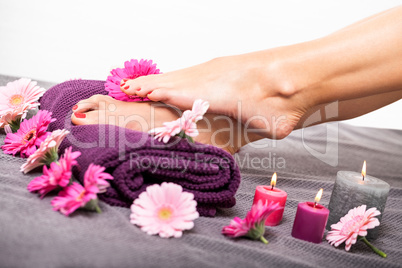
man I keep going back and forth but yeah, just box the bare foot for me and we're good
[121,52,310,139]
[71,95,262,154]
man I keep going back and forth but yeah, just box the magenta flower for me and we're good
[84,163,114,194]
[51,182,98,216]
[0,78,46,116]
[327,205,387,257]
[105,59,160,102]
[21,129,70,173]
[2,110,55,158]
[50,160,112,216]
[222,200,282,244]
[27,146,80,198]
[130,182,199,238]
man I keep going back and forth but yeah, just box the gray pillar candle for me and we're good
[326,171,390,240]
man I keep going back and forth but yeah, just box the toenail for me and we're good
[136,88,141,91]
[123,79,128,82]
[72,105,78,110]
[124,85,129,90]
[74,112,86,118]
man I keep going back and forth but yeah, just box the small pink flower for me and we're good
[0,103,30,133]
[27,146,80,198]
[148,118,182,143]
[105,59,160,102]
[2,110,55,158]
[222,200,282,244]
[130,182,199,238]
[84,163,114,194]
[327,205,381,251]
[21,129,70,173]
[0,78,46,116]
[51,182,97,216]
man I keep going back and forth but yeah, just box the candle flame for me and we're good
[270,172,277,189]
[315,188,323,204]
[361,160,366,180]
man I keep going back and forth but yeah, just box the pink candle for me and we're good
[291,189,329,243]
[252,173,287,226]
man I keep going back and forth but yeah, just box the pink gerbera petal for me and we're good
[105,59,161,102]
[130,182,199,238]
[83,163,114,194]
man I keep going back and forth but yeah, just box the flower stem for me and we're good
[260,236,269,244]
[361,237,387,258]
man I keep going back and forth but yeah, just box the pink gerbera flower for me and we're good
[105,59,161,102]
[0,78,46,116]
[84,163,114,194]
[51,182,98,216]
[222,200,282,244]
[327,205,386,257]
[130,182,199,238]
[2,110,55,158]
[27,146,80,197]
[0,103,30,133]
[21,129,70,173]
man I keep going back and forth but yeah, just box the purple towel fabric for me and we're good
[39,80,241,216]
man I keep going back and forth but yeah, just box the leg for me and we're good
[71,95,263,155]
[121,6,402,139]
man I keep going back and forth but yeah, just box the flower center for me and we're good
[158,207,173,221]
[76,190,86,201]
[9,94,24,107]
[340,215,364,235]
[23,129,36,143]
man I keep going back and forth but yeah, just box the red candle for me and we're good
[291,189,329,243]
[252,173,287,226]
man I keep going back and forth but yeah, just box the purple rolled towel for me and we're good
[39,80,241,217]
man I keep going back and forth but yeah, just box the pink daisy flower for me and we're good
[327,205,386,257]
[222,200,282,244]
[2,110,55,158]
[130,182,199,238]
[27,146,81,198]
[51,182,98,216]
[105,59,160,102]
[0,78,46,116]
[83,163,114,194]
[21,129,70,173]
[0,103,30,133]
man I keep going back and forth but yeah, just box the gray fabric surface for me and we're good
[1,75,401,268]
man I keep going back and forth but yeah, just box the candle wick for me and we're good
[271,185,274,190]
[313,202,317,208]
[362,175,365,181]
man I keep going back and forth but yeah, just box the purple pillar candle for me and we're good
[291,198,329,243]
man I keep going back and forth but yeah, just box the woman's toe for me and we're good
[71,110,99,125]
